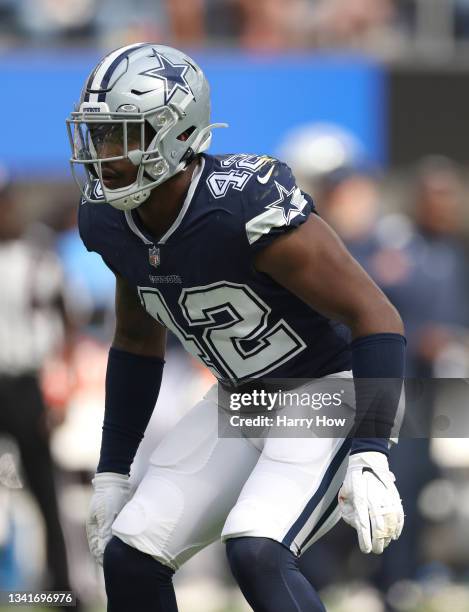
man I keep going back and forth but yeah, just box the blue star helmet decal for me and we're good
[266,181,307,225]
[139,52,194,104]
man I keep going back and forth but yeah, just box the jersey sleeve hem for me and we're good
[241,160,315,255]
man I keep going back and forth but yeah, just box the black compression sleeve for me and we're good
[97,347,164,475]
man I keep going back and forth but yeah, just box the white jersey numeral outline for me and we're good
[139,281,306,381]
[207,154,274,199]
[138,287,223,378]
[206,169,251,199]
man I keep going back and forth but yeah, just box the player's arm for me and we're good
[255,215,405,554]
[87,274,166,565]
[254,213,403,339]
[98,273,167,475]
[254,213,405,447]
[113,272,167,357]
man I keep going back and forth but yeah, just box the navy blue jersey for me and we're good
[79,153,351,383]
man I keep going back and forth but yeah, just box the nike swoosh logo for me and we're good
[257,164,274,184]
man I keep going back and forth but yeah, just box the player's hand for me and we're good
[86,472,132,565]
[338,451,404,554]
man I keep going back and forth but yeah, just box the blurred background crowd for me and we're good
[1,1,469,611]
[2,0,469,57]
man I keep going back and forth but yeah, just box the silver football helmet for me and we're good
[67,43,227,210]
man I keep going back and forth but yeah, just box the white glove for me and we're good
[338,451,404,554]
[86,472,132,565]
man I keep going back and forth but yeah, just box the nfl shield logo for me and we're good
[148,246,160,268]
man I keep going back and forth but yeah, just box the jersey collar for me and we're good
[124,155,206,245]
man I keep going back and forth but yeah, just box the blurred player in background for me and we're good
[67,44,406,612]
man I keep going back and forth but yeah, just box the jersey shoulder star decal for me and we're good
[265,181,307,225]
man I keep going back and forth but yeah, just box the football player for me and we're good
[67,44,405,612]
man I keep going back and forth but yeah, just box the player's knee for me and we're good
[103,535,174,587]
[226,536,294,579]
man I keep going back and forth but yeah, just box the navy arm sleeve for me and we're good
[97,347,164,475]
[351,333,406,456]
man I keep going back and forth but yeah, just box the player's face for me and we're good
[88,122,139,188]
[87,122,147,189]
